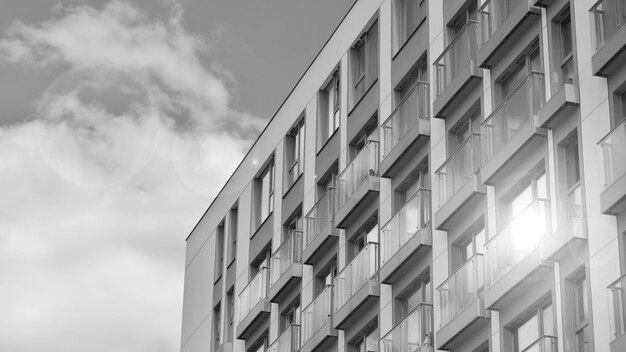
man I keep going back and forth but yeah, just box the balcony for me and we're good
[300,285,337,352]
[484,199,552,309]
[590,0,626,75]
[333,242,380,329]
[435,133,485,230]
[520,336,558,352]
[303,188,338,265]
[269,230,303,303]
[433,20,482,117]
[609,274,626,352]
[541,184,587,260]
[380,82,430,177]
[436,254,489,350]
[379,189,432,284]
[599,120,626,214]
[237,267,271,339]
[268,324,300,352]
[477,0,540,68]
[481,71,547,184]
[335,141,380,228]
[381,303,434,352]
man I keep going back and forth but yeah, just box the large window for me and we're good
[227,207,238,266]
[213,302,222,348]
[215,222,225,280]
[573,274,592,352]
[349,21,379,110]
[394,159,429,211]
[395,272,431,323]
[285,119,305,190]
[318,68,340,147]
[452,220,486,271]
[351,325,379,352]
[392,0,426,54]
[226,288,234,343]
[256,160,275,227]
[513,302,555,352]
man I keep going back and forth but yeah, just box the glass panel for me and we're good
[599,119,626,189]
[334,242,379,312]
[590,0,626,51]
[478,0,524,47]
[437,254,485,327]
[481,72,545,165]
[609,274,626,341]
[237,267,269,323]
[381,303,434,352]
[435,133,482,208]
[301,285,333,344]
[304,187,336,249]
[380,189,432,265]
[434,20,479,97]
[270,230,303,287]
[337,141,380,209]
[268,324,300,352]
[381,81,430,158]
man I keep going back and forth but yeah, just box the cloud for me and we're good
[0,1,263,351]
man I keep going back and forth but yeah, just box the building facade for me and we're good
[180,0,626,351]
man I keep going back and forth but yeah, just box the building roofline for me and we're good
[185,0,358,241]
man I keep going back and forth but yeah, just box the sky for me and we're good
[0,1,354,351]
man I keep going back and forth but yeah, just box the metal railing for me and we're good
[437,254,485,328]
[270,230,303,287]
[434,20,479,97]
[478,0,523,46]
[381,303,433,352]
[520,335,558,352]
[590,0,626,51]
[334,242,379,312]
[337,140,379,209]
[484,199,551,287]
[301,285,333,344]
[599,119,626,190]
[380,189,431,266]
[435,133,481,208]
[237,267,269,324]
[381,81,430,158]
[609,274,626,342]
[268,324,301,352]
[481,71,545,165]
[304,187,336,249]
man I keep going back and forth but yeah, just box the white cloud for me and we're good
[0,1,263,351]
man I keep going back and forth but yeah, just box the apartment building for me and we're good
[180,0,626,351]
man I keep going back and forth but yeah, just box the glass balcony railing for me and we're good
[609,274,626,342]
[435,133,481,208]
[590,0,626,51]
[485,199,550,287]
[268,324,301,352]
[301,285,333,344]
[380,189,431,266]
[481,71,545,165]
[304,187,336,249]
[478,0,524,46]
[381,303,433,352]
[520,336,558,352]
[434,20,479,97]
[238,267,269,324]
[599,119,626,190]
[337,140,380,210]
[334,242,379,312]
[270,230,303,287]
[437,254,485,328]
[381,81,430,158]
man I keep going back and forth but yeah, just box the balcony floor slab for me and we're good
[436,299,490,350]
[380,228,432,284]
[236,299,271,340]
[333,280,379,330]
[268,263,303,303]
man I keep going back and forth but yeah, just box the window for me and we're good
[284,212,303,242]
[318,68,340,147]
[351,325,379,352]
[250,335,268,352]
[213,303,222,348]
[453,220,486,270]
[574,274,592,352]
[564,136,582,223]
[558,10,574,85]
[228,207,238,265]
[226,289,235,342]
[513,302,555,352]
[316,259,337,295]
[349,21,379,110]
[281,300,301,333]
[394,159,429,212]
[215,223,225,280]
[393,0,426,54]
[255,160,275,227]
[349,217,378,261]
[503,168,548,224]
[285,119,305,190]
[395,273,431,323]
